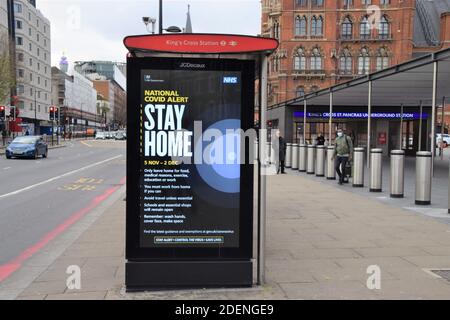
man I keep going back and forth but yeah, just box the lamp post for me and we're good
[34,88,40,135]
[159,0,163,34]
[80,103,84,139]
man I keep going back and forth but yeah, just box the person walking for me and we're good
[272,130,287,174]
[332,128,354,185]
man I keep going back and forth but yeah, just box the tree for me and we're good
[0,33,15,106]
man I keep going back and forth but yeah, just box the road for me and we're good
[0,140,126,276]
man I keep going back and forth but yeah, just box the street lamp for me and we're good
[142,17,157,34]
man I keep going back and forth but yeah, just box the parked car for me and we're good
[114,131,126,140]
[5,136,48,159]
[95,132,107,140]
[436,134,450,148]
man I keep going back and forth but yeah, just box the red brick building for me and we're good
[262,0,417,106]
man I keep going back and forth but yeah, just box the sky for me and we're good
[37,0,262,68]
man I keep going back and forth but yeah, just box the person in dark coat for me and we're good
[273,130,287,174]
[316,133,325,146]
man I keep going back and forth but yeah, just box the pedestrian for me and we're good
[1,130,6,146]
[25,129,30,136]
[316,132,325,146]
[272,130,287,174]
[332,128,354,185]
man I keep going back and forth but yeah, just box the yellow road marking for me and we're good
[81,141,93,148]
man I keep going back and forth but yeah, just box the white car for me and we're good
[95,132,107,140]
[436,134,450,148]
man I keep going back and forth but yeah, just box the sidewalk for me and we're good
[12,173,450,300]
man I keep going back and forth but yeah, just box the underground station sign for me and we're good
[124,34,278,290]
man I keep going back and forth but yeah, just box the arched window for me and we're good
[312,0,323,6]
[295,16,307,36]
[360,16,371,39]
[293,47,307,71]
[376,47,389,71]
[295,0,307,6]
[310,47,323,71]
[311,16,323,36]
[341,17,353,39]
[339,48,353,75]
[273,20,280,39]
[358,47,370,75]
[379,16,390,39]
[296,86,305,98]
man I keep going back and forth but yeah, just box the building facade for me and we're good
[0,1,10,107]
[262,0,416,106]
[74,61,127,129]
[13,0,51,134]
[52,66,100,135]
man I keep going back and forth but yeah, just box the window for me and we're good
[295,16,307,36]
[293,47,306,71]
[310,47,323,71]
[29,58,32,67]
[17,53,24,62]
[29,43,32,51]
[312,0,323,6]
[17,85,25,94]
[16,20,23,29]
[360,16,371,39]
[362,0,371,5]
[296,86,305,98]
[295,0,307,6]
[341,17,353,39]
[376,47,389,71]
[16,37,23,45]
[343,0,352,7]
[311,16,323,36]
[273,21,280,39]
[379,16,390,39]
[358,47,370,74]
[17,69,24,78]
[380,0,389,5]
[340,48,353,74]
[14,3,22,13]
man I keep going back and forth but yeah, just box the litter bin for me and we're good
[390,150,405,198]
[326,146,336,180]
[307,145,316,175]
[291,144,299,170]
[316,146,326,177]
[298,144,307,172]
[353,147,365,188]
[415,151,432,205]
[285,143,292,168]
[370,149,383,192]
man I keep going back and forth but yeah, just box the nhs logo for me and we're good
[223,76,238,84]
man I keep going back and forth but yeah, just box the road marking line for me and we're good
[0,177,126,283]
[81,141,93,148]
[0,155,122,200]
[3,167,11,170]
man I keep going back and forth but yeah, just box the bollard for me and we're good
[266,142,271,164]
[415,151,432,206]
[291,144,299,170]
[286,143,292,168]
[298,144,307,172]
[370,149,383,192]
[326,146,336,180]
[316,146,326,177]
[307,145,316,175]
[353,148,365,187]
[390,150,405,198]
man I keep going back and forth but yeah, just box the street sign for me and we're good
[125,34,277,290]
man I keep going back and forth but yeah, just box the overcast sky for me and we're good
[37,0,261,68]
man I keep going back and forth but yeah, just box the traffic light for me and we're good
[0,106,5,121]
[49,106,55,121]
